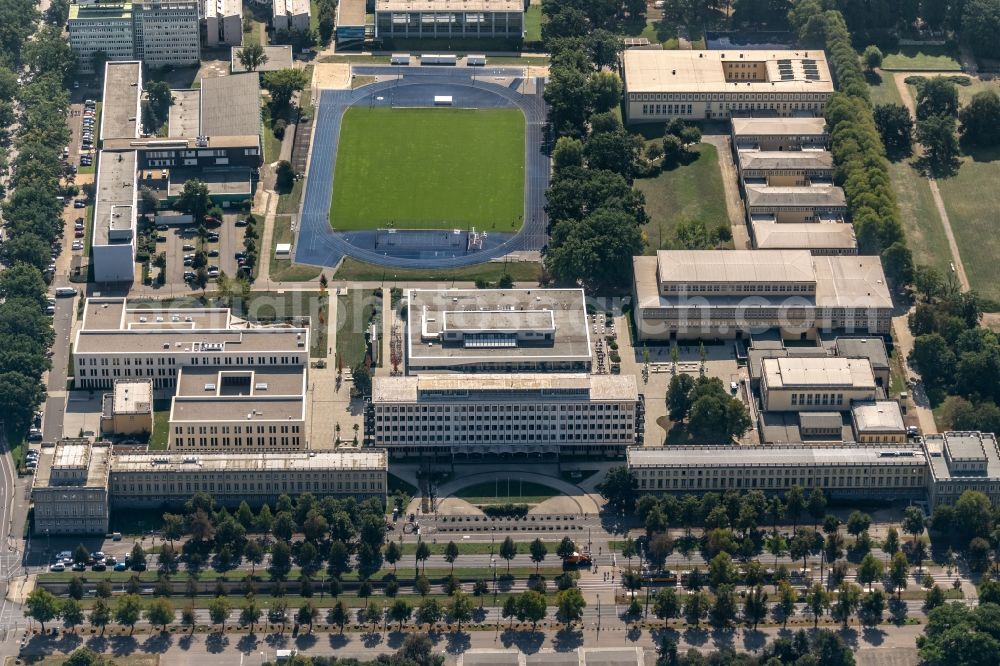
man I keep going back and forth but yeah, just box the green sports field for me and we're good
[329,106,525,231]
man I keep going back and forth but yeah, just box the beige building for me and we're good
[109,449,388,507]
[731,117,829,151]
[632,250,893,341]
[745,184,847,224]
[32,441,111,535]
[852,401,906,443]
[627,445,927,500]
[925,432,1000,508]
[622,50,833,123]
[204,0,243,46]
[168,366,306,451]
[405,289,592,374]
[749,220,857,255]
[761,356,877,412]
[133,0,201,69]
[273,0,310,33]
[101,379,154,436]
[737,149,834,187]
[371,373,637,459]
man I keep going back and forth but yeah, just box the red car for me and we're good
[75,230,84,238]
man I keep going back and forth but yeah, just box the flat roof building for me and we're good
[761,356,877,412]
[627,445,927,500]
[273,0,310,33]
[405,289,592,373]
[632,250,892,341]
[925,432,1000,508]
[375,0,524,39]
[92,150,139,283]
[745,184,847,224]
[622,50,833,124]
[32,440,112,535]
[731,117,829,151]
[101,379,154,436]
[835,337,889,387]
[371,373,637,459]
[68,3,135,74]
[737,150,834,185]
[336,0,367,45]
[203,0,243,47]
[749,220,857,255]
[852,400,906,443]
[109,449,388,506]
[231,44,294,72]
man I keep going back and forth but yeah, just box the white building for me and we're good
[32,440,111,535]
[68,3,136,74]
[925,432,1000,508]
[632,250,893,341]
[204,0,244,46]
[622,50,834,123]
[371,373,637,459]
[273,0,310,33]
[760,356,877,412]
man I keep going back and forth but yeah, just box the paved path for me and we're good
[892,72,969,291]
[702,133,749,249]
[890,315,938,435]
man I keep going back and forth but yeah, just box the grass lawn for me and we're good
[881,45,961,71]
[269,215,322,282]
[31,656,159,666]
[336,289,379,368]
[148,399,171,450]
[262,104,283,163]
[334,257,541,284]
[634,143,730,254]
[233,291,329,358]
[276,178,303,215]
[453,480,559,505]
[393,540,562,556]
[524,4,543,42]
[935,146,1000,302]
[330,107,525,231]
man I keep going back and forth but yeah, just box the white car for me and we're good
[49,562,65,572]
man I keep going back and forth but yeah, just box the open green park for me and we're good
[330,107,525,232]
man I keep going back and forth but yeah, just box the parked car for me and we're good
[91,562,106,571]
[71,562,86,571]
[182,244,195,251]
[113,562,127,571]
[49,563,65,572]
[75,230,84,238]
[207,249,219,257]
[73,200,87,208]
[156,224,169,231]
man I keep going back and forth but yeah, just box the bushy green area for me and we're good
[330,107,525,231]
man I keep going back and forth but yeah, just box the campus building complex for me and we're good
[69,0,200,74]
[374,0,525,39]
[631,250,892,341]
[371,373,638,459]
[621,50,834,123]
[31,441,112,535]
[32,440,388,533]
[405,289,592,373]
[924,431,1000,508]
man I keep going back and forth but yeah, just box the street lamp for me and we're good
[597,594,601,632]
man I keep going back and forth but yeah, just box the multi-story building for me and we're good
[760,356,877,412]
[203,0,243,46]
[31,440,111,535]
[374,0,524,39]
[168,365,306,451]
[749,221,857,255]
[736,150,834,188]
[273,0,310,33]
[335,0,367,46]
[621,50,833,124]
[632,250,893,341]
[852,401,906,443]
[133,0,201,69]
[109,449,388,507]
[731,117,829,151]
[371,373,637,459]
[745,184,847,225]
[924,431,1000,508]
[405,289,592,374]
[69,0,200,74]
[74,297,308,386]
[100,379,154,436]
[627,445,927,500]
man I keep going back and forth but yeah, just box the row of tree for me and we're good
[790,4,912,284]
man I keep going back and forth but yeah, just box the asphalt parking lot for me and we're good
[156,213,243,289]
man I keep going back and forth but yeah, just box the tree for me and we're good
[830,582,861,628]
[555,587,586,623]
[903,506,926,544]
[275,160,295,192]
[552,136,584,172]
[296,602,318,632]
[924,585,946,612]
[858,554,884,591]
[239,39,269,72]
[959,89,1000,146]
[416,598,443,626]
[785,485,805,529]
[352,362,372,397]
[444,541,460,573]
[363,601,381,633]
[114,594,143,634]
[874,103,913,155]
[499,536,517,573]
[89,599,112,635]
[917,78,959,120]
[145,598,174,631]
[708,552,737,589]
[546,207,644,288]
[175,179,210,221]
[143,80,172,132]
[557,537,577,560]
[262,69,309,110]
[501,596,518,628]
[777,581,797,628]
[597,466,638,513]
[60,598,84,632]
[327,601,348,633]
[859,589,886,628]
[385,541,401,572]
[239,599,262,629]
[954,491,992,541]
[529,538,548,573]
[962,0,1000,59]
[807,488,827,526]
[743,585,768,630]
[584,126,642,177]
[207,597,231,630]
[683,590,710,627]
[652,588,680,622]
[917,114,960,173]
[805,583,830,628]
[846,511,872,544]
[863,45,883,70]
[389,599,412,631]
[25,589,59,631]
[517,590,547,629]
[449,591,474,631]
[889,551,909,600]
[666,373,696,420]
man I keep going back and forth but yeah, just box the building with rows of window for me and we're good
[627,445,927,500]
[621,49,833,124]
[631,250,892,341]
[924,431,1000,508]
[760,356,877,412]
[31,440,112,535]
[374,0,525,40]
[371,373,637,460]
